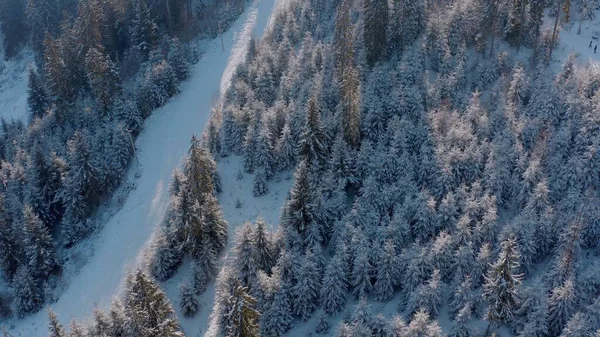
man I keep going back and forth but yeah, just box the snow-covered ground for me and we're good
[544,9,600,67]
[6,0,283,335]
[0,49,33,122]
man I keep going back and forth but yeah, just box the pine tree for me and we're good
[131,0,157,57]
[351,234,372,299]
[179,282,199,318]
[23,205,56,280]
[276,123,296,172]
[260,282,293,337]
[225,283,260,337]
[316,312,330,334]
[373,240,399,301]
[27,67,48,120]
[13,266,44,317]
[184,135,220,202]
[0,196,20,279]
[201,193,228,252]
[363,0,388,67]
[90,308,110,336]
[407,269,444,317]
[449,304,474,337]
[124,269,184,337]
[320,253,348,314]
[47,309,66,337]
[299,97,327,166]
[483,234,523,332]
[282,160,324,237]
[108,300,127,337]
[253,218,273,274]
[61,130,97,244]
[85,47,121,113]
[547,277,578,336]
[293,250,321,321]
[149,229,182,282]
[68,319,88,337]
[235,223,257,287]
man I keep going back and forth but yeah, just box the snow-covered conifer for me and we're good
[548,277,578,336]
[351,233,372,299]
[179,282,199,318]
[320,253,347,314]
[374,240,399,301]
[293,250,321,321]
[407,269,444,318]
[235,223,257,287]
[483,235,522,328]
[47,309,66,337]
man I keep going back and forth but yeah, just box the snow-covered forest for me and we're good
[0,0,600,336]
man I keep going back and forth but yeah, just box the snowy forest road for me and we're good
[8,0,279,335]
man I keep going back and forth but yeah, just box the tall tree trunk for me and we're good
[549,0,562,61]
[165,0,173,35]
[517,0,527,51]
[577,0,586,34]
[489,0,501,57]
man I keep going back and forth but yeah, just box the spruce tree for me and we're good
[253,218,273,274]
[14,265,44,317]
[483,234,523,333]
[235,223,257,287]
[27,67,48,120]
[320,253,347,314]
[276,123,296,171]
[260,283,293,337]
[23,205,56,280]
[293,250,321,321]
[351,234,372,299]
[363,0,388,67]
[299,97,327,166]
[373,240,399,301]
[547,277,578,336]
[179,282,199,318]
[47,309,66,337]
[225,283,260,337]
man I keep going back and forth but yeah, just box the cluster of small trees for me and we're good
[0,0,249,319]
[148,136,228,318]
[47,268,184,337]
[203,0,600,336]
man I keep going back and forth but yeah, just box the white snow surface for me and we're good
[0,49,33,122]
[7,0,283,335]
[543,9,600,67]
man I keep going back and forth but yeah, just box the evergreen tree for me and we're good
[299,97,327,166]
[548,277,578,336]
[23,205,56,280]
[363,0,388,67]
[47,309,67,337]
[27,67,48,120]
[149,229,182,282]
[293,250,321,321]
[320,253,347,314]
[225,283,260,337]
[373,240,399,301]
[351,234,372,299]
[68,319,88,337]
[483,234,523,332]
[282,160,324,237]
[131,0,157,57]
[276,123,296,172]
[179,282,199,318]
[253,218,273,274]
[124,269,184,337]
[260,282,293,337]
[235,222,257,287]
[85,47,121,112]
[13,265,44,317]
[407,269,444,317]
